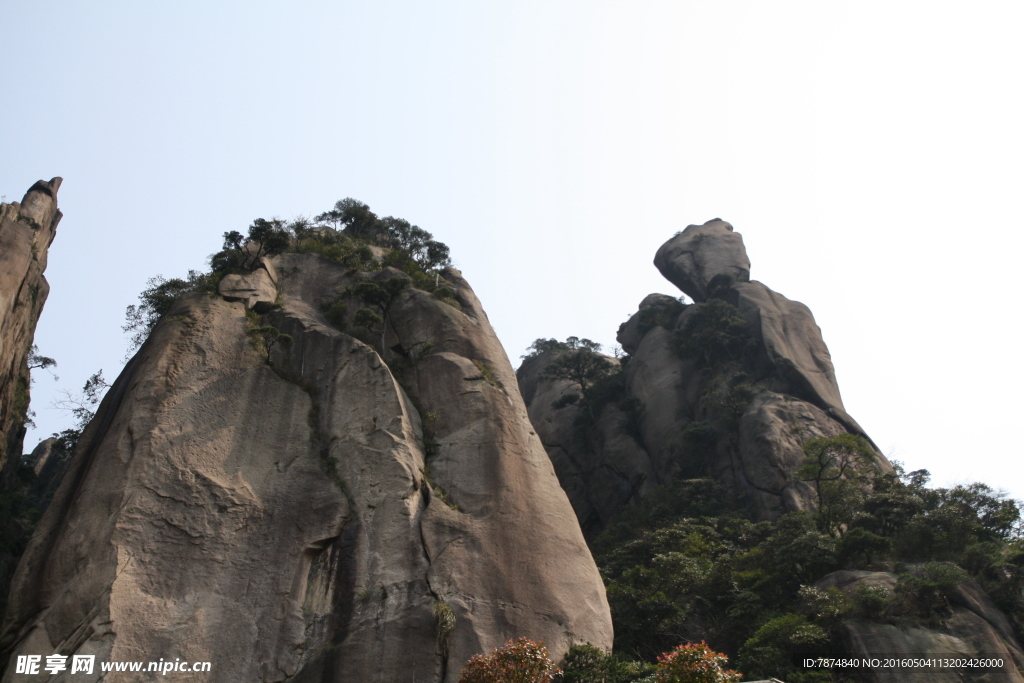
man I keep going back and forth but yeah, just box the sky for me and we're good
[2,1,1022,499]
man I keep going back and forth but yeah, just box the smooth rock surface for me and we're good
[732,280,866,435]
[2,251,612,682]
[653,219,750,302]
[217,260,278,312]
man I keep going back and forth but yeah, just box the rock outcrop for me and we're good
[520,219,889,534]
[1,250,612,681]
[817,570,1024,683]
[653,219,750,303]
[0,179,62,474]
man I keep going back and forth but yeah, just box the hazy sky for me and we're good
[3,2,1022,499]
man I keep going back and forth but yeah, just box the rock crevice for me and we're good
[2,248,612,682]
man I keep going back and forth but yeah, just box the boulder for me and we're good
[218,264,277,313]
[653,219,750,302]
[616,293,685,355]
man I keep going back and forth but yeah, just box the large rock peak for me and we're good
[1,245,612,681]
[520,219,887,534]
[0,177,62,474]
[653,218,750,302]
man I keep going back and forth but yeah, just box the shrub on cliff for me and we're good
[123,271,217,353]
[541,337,611,412]
[796,433,878,537]
[212,218,290,273]
[674,299,753,368]
[653,642,741,683]
[457,638,560,683]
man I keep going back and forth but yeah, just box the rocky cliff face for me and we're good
[817,570,1024,683]
[1,249,612,681]
[0,179,61,475]
[519,219,889,536]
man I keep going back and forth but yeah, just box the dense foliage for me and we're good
[673,299,753,369]
[652,642,742,683]
[592,459,1023,682]
[458,638,561,683]
[529,292,1023,682]
[123,198,455,354]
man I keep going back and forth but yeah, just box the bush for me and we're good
[736,614,826,680]
[653,642,741,683]
[123,271,216,353]
[562,643,656,683]
[522,338,568,359]
[674,299,753,368]
[853,584,892,621]
[458,638,560,683]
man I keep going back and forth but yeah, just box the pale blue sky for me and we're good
[3,1,1022,498]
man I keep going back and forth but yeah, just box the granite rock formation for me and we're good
[0,179,61,474]
[1,248,612,681]
[817,570,1024,683]
[519,218,889,536]
[653,219,750,303]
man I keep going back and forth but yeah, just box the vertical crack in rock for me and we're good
[2,248,612,682]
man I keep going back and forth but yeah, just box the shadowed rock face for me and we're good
[520,220,889,534]
[816,570,1024,683]
[0,251,612,682]
[0,178,62,474]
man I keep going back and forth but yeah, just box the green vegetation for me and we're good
[246,323,292,364]
[458,638,561,683]
[434,600,456,656]
[526,337,647,446]
[27,345,56,376]
[796,434,878,537]
[0,368,108,622]
[473,360,503,390]
[212,218,291,272]
[588,461,1024,682]
[541,337,610,411]
[674,299,754,369]
[561,644,656,682]
[347,276,411,353]
[123,270,217,353]
[124,197,455,356]
[320,295,348,331]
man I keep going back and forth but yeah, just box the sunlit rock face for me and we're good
[0,178,62,474]
[1,250,612,683]
[520,220,889,536]
[653,218,750,303]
